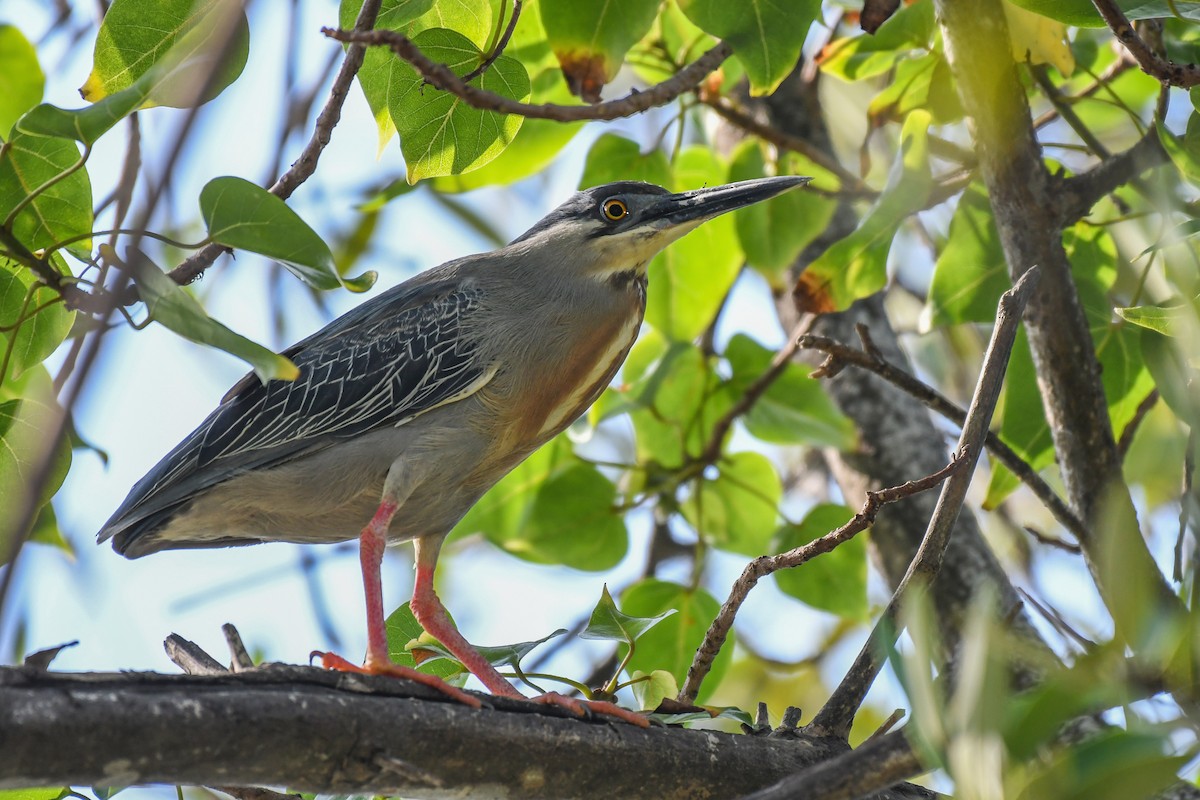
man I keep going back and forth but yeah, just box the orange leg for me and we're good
[411,536,649,728]
[313,499,481,709]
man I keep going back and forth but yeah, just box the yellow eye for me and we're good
[602,197,628,221]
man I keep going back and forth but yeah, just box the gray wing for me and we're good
[100,275,491,547]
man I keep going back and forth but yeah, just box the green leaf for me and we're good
[678,0,821,95]
[431,68,582,192]
[1007,0,1200,26]
[410,0,497,48]
[0,25,44,138]
[455,436,628,570]
[126,248,300,384]
[646,146,740,341]
[1016,729,1186,800]
[773,504,867,620]
[384,601,469,683]
[630,668,678,711]
[921,183,1010,329]
[818,1,936,81]
[626,343,732,469]
[199,176,375,292]
[16,82,148,146]
[0,789,66,800]
[415,625,568,672]
[28,501,72,556]
[581,584,675,645]
[728,140,833,280]
[867,50,962,126]
[682,451,780,556]
[0,367,71,565]
[540,0,660,101]
[1141,328,1200,427]
[389,29,530,183]
[984,332,1052,507]
[340,0,437,151]
[0,132,93,254]
[799,110,932,313]
[0,258,75,381]
[1156,119,1200,187]
[1117,300,1200,338]
[579,134,671,189]
[620,579,728,704]
[723,334,857,448]
[81,0,250,107]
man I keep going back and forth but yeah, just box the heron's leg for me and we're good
[315,465,481,708]
[411,536,649,728]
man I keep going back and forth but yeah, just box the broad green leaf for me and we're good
[0,367,72,565]
[620,579,727,703]
[818,1,936,81]
[28,502,72,556]
[384,601,468,683]
[455,436,628,570]
[414,626,568,671]
[540,0,659,101]
[646,146,740,340]
[16,82,148,146]
[626,343,732,469]
[432,69,582,192]
[0,788,66,800]
[723,334,856,448]
[126,248,300,384]
[0,258,75,381]
[389,29,530,183]
[922,183,1010,329]
[199,176,375,292]
[630,669,678,711]
[679,0,821,95]
[0,25,44,137]
[867,50,962,125]
[984,332,1053,507]
[410,0,497,48]
[773,504,867,620]
[0,132,93,255]
[579,134,671,189]
[1141,328,1200,427]
[582,585,675,644]
[800,110,932,313]
[728,140,833,280]
[1006,0,1200,26]
[81,0,250,107]
[1157,118,1200,188]
[1015,729,1186,800]
[682,451,780,556]
[340,0,437,151]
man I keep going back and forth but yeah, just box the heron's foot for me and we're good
[312,650,483,709]
[531,691,650,728]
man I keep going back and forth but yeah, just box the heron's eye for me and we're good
[601,197,628,221]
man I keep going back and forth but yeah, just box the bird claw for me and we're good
[312,649,483,709]
[531,691,650,728]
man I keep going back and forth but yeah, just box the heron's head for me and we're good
[508,176,811,282]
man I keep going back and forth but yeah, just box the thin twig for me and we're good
[798,324,1088,547]
[461,0,522,84]
[808,266,1041,739]
[1177,427,1197,583]
[324,27,731,122]
[1117,389,1159,459]
[676,456,962,703]
[164,634,229,676]
[1089,0,1200,87]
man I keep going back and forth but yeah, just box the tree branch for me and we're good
[797,325,1088,549]
[0,667,934,799]
[809,267,1041,739]
[1057,128,1167,223]
[323,28,732,122]
[677,456,962,704]
[1089,0,1200,88]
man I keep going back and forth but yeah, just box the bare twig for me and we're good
[798,324,1088,546]
[808,266,1041,739]
[461,0,522,84]
[676,456,962,704]
[324,27,731,122]
[165,634,229,676]
[1089,0,1200,87]
[223,623,255,672]
[1117,389,1159,459]
[1177,427,1197,583]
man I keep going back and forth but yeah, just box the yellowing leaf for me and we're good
[1003,0,1074,75]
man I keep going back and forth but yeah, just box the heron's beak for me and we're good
[647,175,812,229]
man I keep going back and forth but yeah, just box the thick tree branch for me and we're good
[809,267,1040,739]
[0,667,934,799]
[1057,129,1167,223]
[323,27,731,122]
